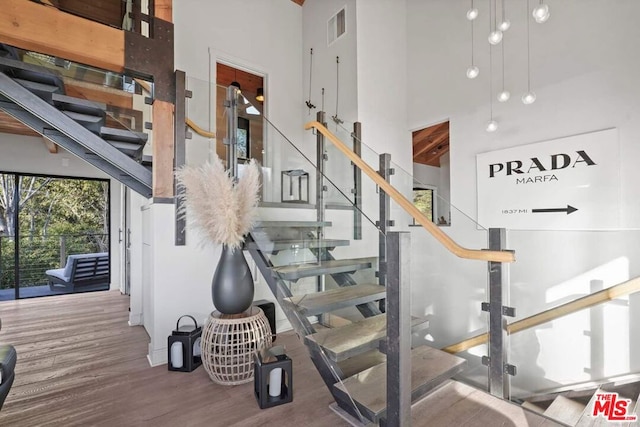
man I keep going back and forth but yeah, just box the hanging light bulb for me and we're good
[467,8,479,20]
[497,90,510,102]
[498,19,511,31]
[488,30,503,45]
[533,3,550,23]
[467,0,478,79]
[498,0,510,31]
[522,91,537,104]
[486,120,498,132]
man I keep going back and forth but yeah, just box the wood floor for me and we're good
[0,291,349,427]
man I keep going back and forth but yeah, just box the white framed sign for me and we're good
[476,128,620,230]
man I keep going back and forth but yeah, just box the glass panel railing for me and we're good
[314,120,501,391]
[6,47,152,159]
[507,229,640,409]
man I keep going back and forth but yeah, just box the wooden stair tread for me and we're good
[271,258,373,281]
[246,238,349,253]
[285,284,385,316]
[333,345,467,423]
[255,220,331,228]
[411,381,564,426]
[304,314,426,361]
[544,395,586,426]
[336,349,386,379]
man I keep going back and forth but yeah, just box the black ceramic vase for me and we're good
[211,245,254,314]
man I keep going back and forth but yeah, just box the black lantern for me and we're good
[168,315,202,372]
[254,345,293,409]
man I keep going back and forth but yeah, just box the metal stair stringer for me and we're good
[0,72,152,198]
[245,232,368,422]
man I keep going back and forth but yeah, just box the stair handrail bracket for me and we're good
[305,121,515,264]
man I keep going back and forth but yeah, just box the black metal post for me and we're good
[485,228,515,398]
[174,69,186,246]
[224,85,239,178]
[378,153,393,312]
[352,122,362,240]
[385,231,411,427]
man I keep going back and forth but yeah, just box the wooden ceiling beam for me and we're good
[291,0,305,5]
[412,122,448,147]
[415,141,449,167]
[0,0,125,72]
[413,131,449,159]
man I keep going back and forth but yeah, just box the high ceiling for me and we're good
[412,121,449,167]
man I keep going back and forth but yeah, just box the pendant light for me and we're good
[533,0,550,23]
[230,68,241,92]
[466,0,479,79]
[331,56,343,125]
[486,8,498,132]
[305,48,316,113]
[488,0,503,45]
[497,25,510,102]
[498,0,510,31]
[522,0,536,105]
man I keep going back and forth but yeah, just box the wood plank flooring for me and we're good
[0,291,348,427]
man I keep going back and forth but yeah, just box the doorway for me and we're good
[412,121,451,225]
[0,172,110,300]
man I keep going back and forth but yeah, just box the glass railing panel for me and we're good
[507,229,640,403]
[184,76,216,167]
[315,120,494,389]
[324,121,356,207]
[8,47,152,157]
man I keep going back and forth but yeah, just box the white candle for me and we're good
[269,368,282,397]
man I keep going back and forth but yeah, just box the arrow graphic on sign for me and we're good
[532,205,578,215]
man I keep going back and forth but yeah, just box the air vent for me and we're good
[328,7,346,45]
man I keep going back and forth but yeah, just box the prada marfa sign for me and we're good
[476,128,620,230]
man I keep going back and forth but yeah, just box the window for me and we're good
[328,7,347,45]
[413,187,435,223]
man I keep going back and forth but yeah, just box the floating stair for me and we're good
[544,395,586,426]
[246,238,350,254]
[305,314,428,362]
[284,284,385,316]
[271,258,373,281]
[333,345,466,423]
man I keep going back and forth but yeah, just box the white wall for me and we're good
[142,0,304,365]
[407,0,640,393]
[356,0,411,173]
[0,134,123,291]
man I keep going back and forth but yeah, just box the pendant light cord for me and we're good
[527,0,531,91]
[306,48,316,111]
[332,56,343,124]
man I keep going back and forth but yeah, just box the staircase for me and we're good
[0,46,152,198]
[247,218,560,425]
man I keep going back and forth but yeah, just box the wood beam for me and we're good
[291,0,305,5]
[64,79,133,110]
[412,122,448,147]
[155,0,173,22]
[42,137,59,154]
[0,0,124,72]
[153,100,175,198]
[413,132,449,159]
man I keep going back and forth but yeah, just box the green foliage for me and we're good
[0,176,109,290]
[413,189,433,222]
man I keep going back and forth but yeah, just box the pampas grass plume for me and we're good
[176,157,261,250]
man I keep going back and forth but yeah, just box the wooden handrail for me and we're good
[305,121,515,263]
[186,118,215,139]
[442,276,640,354]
